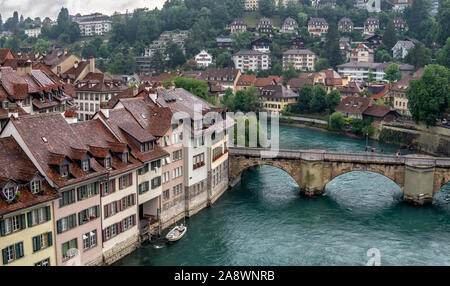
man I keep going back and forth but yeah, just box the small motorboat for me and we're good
[166,224,187,242]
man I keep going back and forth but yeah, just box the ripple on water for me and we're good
[115,126,450,266]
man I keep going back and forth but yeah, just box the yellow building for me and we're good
[0,137,60,266]
[260,85,299,113]
[312,69,349,94]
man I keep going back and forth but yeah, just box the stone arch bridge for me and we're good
[228,147,450,205]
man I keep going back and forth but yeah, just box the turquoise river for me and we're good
[115,125,450,266]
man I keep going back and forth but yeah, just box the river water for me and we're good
[115,125,450,266]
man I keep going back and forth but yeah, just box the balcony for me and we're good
[213,149,228,162]
[193,161,205,170]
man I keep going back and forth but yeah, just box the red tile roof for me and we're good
[0,136,60,216]
[335,96,375,115]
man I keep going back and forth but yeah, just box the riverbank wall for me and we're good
[374,121,450,157]
[280,115,450,157]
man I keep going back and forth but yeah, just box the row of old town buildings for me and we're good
[0,48,233,266]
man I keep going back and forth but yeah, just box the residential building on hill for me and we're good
[364,18,379,35]
[308,18,328,37]
[280,18,298,34]
[257,18,274,34]
[251,37,272,54]
[392,40,416,59]
[73,14,112,36]
[336,62,415,82]
[24,28,41,38]
[194,50,213,68]
[282,49,317,71]
[260,84,298,113]
[338,18,354,33]
[350,44,374,63]
[232,50,270,73]
[201,68,241,92]
[245,0,259,11]
[229,18,247,35]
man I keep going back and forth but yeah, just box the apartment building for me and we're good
[70,119,142,264]
[338,18,354,33]
[194,50,213,68]
[229,18,247,35]
[282,49,317,71]
[260,85,298,113]
[74,14,112,37]
[232,50,270,73]
[0,137,59,266]
[156,88,234,216]
[257,18,274,34]
[308,18,328,37]
[24,28,41,38]
[1,113,108,266]
[350,44,374,63]
[280,18,298,34]
[245,0,259,11]
[336,62,415,82]
[364,18,379,35]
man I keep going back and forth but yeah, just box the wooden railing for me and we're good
[228,147,450,167]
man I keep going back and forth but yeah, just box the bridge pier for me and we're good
[403,165,435,206]
[299,160,325,197]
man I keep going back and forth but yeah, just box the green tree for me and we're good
[221,88,235,111]
[259,0,276,17]
[436,37,450,68]
[166,42,186,69]
[330,112,345,130]
[326,90,341,112]
[292,83,314,113]
[309,86,327,113]
[407,64,450,126]
[324,23,343,69]
[216,51,232,68]
[406,43,432,69]
[314,58,330,72]
[382,20,397,51]
[165,76,210,101]
[234,86,262,112]
[375,48,393,62]
[436,0,450,45]
[151,49,166,74]
[282,63,300,85]
[32,38,51,53]
[384,63,402,83]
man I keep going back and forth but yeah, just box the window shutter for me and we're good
[46,206,51,221]
[70,189,75,203]
[20,214,26,230]
[57,220,62,234]
[95,183,99,195]
[27,212,33,227]
[77,188,81,201]
[33,236,40,252]
[116,201,120,213]
[2,248,8,265]
[0,220,6,236]
[129,173,133,186]
[47,232,53,247]
[117,222,122,234]
[100,183,104,197]
[138,184,142,195]
[15,242,23,258]
[102,229,107,242]
[104,205,109,218]
[132,214,136,226]
[110,179,115,193]
[96,206,100,218]
[78,212,82,226]
[132,194,136,206]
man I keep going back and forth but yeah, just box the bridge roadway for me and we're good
[228,147,450,205]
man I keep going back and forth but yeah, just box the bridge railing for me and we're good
[229,147,450,167]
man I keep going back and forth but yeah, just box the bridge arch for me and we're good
[229,156,303,190]
[323,161,405,191]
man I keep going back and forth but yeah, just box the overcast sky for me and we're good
[0,0,166,20]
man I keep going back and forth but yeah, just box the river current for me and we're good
[115,125,450,266]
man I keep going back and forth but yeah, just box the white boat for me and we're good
[166,224,187,242]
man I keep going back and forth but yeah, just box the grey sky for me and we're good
[0,0,166,20]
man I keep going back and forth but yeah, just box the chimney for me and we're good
[74,61,79,69]
[132,85,138,96]
[102,109,110,119]
[64,49,68,55]
[89,56,95,73]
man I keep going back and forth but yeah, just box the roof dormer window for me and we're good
[81,158,90,172]
[30,178,42,195]
[122,151,129,163]
[3,185,16,202]
[61,164,69,178]
[104,157,111,169]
